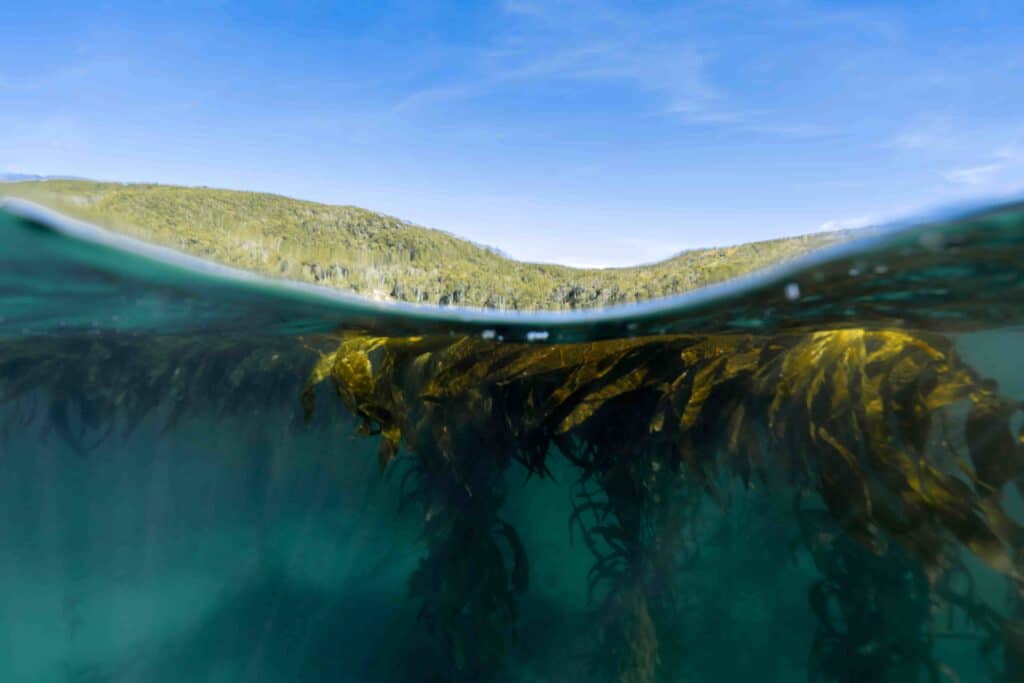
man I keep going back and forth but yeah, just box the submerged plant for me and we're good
[0,333,327,449]
[2,325,1022,681]
[795,494,939,682]
[305,328,1024,682]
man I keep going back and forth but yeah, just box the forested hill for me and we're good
[1,179,851,310]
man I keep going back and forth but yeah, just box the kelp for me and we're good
[0,333,328,451]
[1,326,1022,680]
[795,495,941,682]
[304,328,1024,682]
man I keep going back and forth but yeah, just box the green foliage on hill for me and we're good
[1,179,849,310]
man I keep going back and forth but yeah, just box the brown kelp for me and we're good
[0,333,328,450]
[1,325,1022,680]
[795,495,939,681]
[304,328,1024,682]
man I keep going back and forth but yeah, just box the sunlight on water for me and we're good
[1,201,1024,682]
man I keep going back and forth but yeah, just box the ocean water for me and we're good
[1,198,1024,683]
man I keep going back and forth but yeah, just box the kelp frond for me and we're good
[0,333,328,449]
[306,329,1023,576]
[306,328,1024,681]
[3,326,1021,681]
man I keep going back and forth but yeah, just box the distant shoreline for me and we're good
[0,178,851,311]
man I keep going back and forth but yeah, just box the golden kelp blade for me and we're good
[305,329,1024,582]
[304,328,1024,681]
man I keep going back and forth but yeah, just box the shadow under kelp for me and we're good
[75,566,420,683]
[73,560,613,683]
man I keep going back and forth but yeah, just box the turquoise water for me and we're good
[1,199,1024,682]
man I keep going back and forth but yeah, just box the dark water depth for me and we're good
[2,200,1024,682]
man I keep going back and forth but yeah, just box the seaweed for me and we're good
[2,326,1023,680]
[0,333,329,446]
[304,328,1024,681]
[795,494,940,682]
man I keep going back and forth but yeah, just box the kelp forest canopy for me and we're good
[302,327,1024,682]
[2,325,1024,681]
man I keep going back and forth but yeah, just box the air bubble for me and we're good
[481,329,496,340]
[784,283,801,301]
[526,330,549,342]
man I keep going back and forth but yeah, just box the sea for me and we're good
[1,197,1023,682]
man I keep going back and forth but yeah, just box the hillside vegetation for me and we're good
[1,179,850,310]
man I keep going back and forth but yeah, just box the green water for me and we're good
[1,200,1024,682]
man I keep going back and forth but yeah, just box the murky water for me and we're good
[1,199,1024,682]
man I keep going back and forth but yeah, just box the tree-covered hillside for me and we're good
[1,179,850,310]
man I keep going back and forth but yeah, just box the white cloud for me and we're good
[394,0,827,138]
[891,117,1024,189]
[891,129,945,151]
[943,163,1002,186]
[495,36,719,117]
[667,104,833,137]
[541,236,691,268]
[819,215,876,231]
[392,84,477,114]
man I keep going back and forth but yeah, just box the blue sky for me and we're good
[3,1,1024,266]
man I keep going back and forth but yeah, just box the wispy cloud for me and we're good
[668,104,833,138]
[889,117,955,152]
[888,114,1024,191]
[943,163,1002,186]
[939,135,1024,187]
[819,215,876,231]
[393,0,828,138]
[392,84,478,114]
[491,5,752,131]
[555,236,690,268]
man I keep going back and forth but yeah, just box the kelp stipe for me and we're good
[795,495,940,681]
[305,329,1024,682]
[302,335,530,680]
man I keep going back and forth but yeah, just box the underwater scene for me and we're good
[2,199,1024,683]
